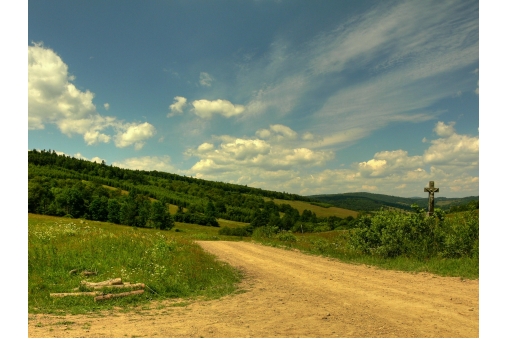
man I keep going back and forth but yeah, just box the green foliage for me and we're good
[28,215,242,314]
[252,226,280,239]
[29,150,335,228]
[448,200,479,213]
[277,231,297,242]
[218,226,251,237]
[107,199,121,224]
[439,210,479,258]
[147,201,174,230]
[310,192,479,212]
[349,208,479,260]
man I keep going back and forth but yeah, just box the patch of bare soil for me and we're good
[28,241,478,337]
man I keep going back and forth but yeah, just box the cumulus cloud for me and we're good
[112,156,175,172]
[255,124,297,141]
[183,121,477,197]
[304,122,478,196]
[114,122,157,150]
[192,99,246,119]
[168,96,187,117]
[433,121,456,137]
[199,72,213,87]
[186,127,334,181]
[28,43,156,149]
[74,152,105,164]
[423,133,479,166]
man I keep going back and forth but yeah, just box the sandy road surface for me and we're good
[29,241,478,337]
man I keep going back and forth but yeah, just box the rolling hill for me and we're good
[309,192,479,212]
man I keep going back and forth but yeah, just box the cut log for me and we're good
[73,283,146,291]
[94,289,144,302]
[81,278,122,287]
[50,291,101,298]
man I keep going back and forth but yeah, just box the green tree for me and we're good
[120,194,137,226]
[107,199,121,224]
[89,196,109,221]
[147,201,174,230]
[28,180,53,214]
[205,200,217,218]
[135,197,151,227]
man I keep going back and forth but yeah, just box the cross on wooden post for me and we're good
[424,181,439,216]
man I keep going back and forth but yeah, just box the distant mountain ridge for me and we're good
[308,192,479,212]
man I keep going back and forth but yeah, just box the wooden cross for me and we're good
[424,181,439,216]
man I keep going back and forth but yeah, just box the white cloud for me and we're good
[433,121,456,137]
[255,124,297,141]
[199,72,213,87]
[114,122,157,150]
[423,134,479,166]
[192,99,246,119]
[186,127,334,181]
[73,152,105,164]
[113,156,175,172]
[28,43,156,149]
[168,96,187,117]
[184,122,477,197]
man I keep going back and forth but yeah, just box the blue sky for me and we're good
[27,0,479,198]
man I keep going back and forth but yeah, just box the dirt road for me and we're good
[28,241,479,337]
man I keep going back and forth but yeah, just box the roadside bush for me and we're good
[218,226,251,237]
[349,207,443,259]
[440,210,479,258]
[277,231,297,242]
[349,206,478,260]
[310,238,329,253]
[252,226,279,239]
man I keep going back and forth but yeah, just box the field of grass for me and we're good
[28,207,478,316]
[170,219,251,241]
[28,214,242,315]
[267,198,358,218]
[251,229,479,280]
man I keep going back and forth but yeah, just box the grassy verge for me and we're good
[28,214,242,315]
[251,229,479,280]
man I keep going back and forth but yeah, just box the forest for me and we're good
[28,149,356,232]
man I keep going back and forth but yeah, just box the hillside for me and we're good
[28,149,357,229]
[309,192,479,212]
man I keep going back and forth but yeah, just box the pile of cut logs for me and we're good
[50,278,145,302]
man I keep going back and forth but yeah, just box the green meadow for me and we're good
[28,214,243,314]
[28,206,478,315]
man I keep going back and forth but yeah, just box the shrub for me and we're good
[439,210,479,258]
[252,226,279,239]
[349,206,478,260]
[349,207,443,259]
[277,231,297,242]
[218,226,251,237]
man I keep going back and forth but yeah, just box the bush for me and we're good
[252,226,279,239]
[218,226,251,237]
[349,207,442,259]
[277,231,297,242]
[440,210,479,258]
[349,206,479,260]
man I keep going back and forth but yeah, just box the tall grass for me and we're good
[250,208,479,280]
[28,214,242,314]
